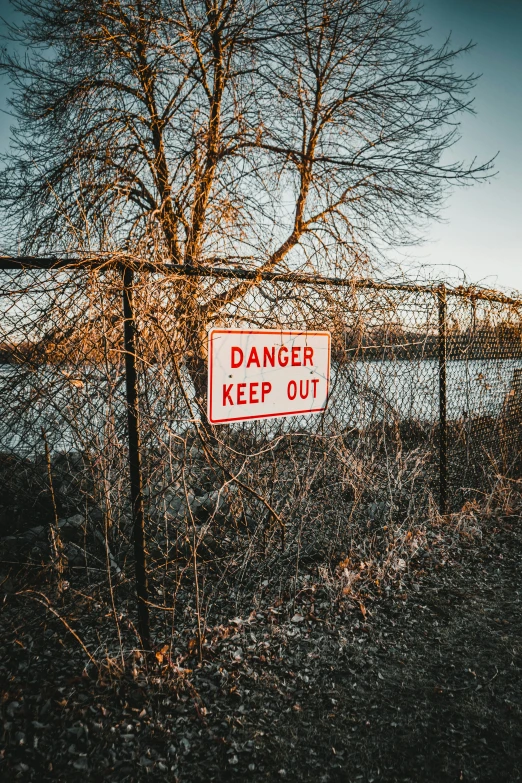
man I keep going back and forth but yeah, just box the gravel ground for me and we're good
[1,512,522,782]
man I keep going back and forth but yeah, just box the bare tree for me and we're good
[1,0,492,265]
[0,0,493,395]
[0,0,502,655]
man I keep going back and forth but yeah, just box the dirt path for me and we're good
[220,521,522,783]
[2,518,522,782]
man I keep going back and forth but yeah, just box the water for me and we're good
[1,358,521,455]
[331,358,522,426]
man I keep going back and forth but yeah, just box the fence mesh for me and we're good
[2,262,522,637]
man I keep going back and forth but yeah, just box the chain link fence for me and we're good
[1,259,522,645]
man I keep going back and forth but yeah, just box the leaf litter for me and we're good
[1,502,522,782]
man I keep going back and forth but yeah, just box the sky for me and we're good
[0,0,520,292]
[411,0,522,294]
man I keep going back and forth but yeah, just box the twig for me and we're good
[15,589,97,668]
[41,428,67,590]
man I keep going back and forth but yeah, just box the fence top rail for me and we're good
[0,255,521,307]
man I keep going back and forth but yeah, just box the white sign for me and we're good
[207,329,331,425]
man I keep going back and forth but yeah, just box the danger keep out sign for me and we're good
[207,329,331,425]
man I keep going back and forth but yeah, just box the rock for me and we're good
[26,525,46,542]
[1,525,50,558]
[88,507,103,524]
[6,701,20,717]
[52,450,85,470]
[167,496,184,515]
[58,514,86,544]
[2,536,20,556]
[63,542,87,568]
[58,513,84,528]
[197,490,226,513]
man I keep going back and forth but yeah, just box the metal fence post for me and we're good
[438,285,448,515]
[122,264,151,651]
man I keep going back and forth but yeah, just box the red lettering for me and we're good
[237,383,247,404]
[311,378,319,398]
[291,346,301,366]
[223,384,234,405]
[303,346,314,366]
[263,346,275,367]
[249,382,259,403]
[299,379,309,399]
[261,381,272,402]
[278,346,289,366]
[246,346,261,368]
[287,380,297,400]
[231,346,243,368]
